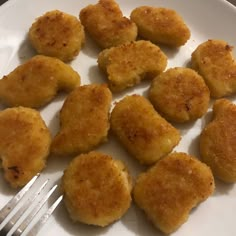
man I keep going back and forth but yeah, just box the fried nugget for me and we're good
[29,10,85,62]
[79,0,137,49]
[133,152,214,234]
[148,67,210,123]
[51,84,112,156]
[191,39,236,98]
[0,107,51,188]
[110,95,181,165]
[61,151,132,226]
[98,40,167,92]
[200,99,236,182]
[0,55,80,108]
[130,6,190,47]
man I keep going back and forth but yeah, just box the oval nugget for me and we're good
[29,10,85,62]
[98,40,167,92]
[0,107,51,188]
[0,55,80,108]
[61,151,132,226]
[133,152,214,234]
[51,84,112,156]
[79,0,137,49]
[200,99,236,182]
[111,95,181,165]
[191,39,236,98]
[130,6,190,47]
[149,67,210,123]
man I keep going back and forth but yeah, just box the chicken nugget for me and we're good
[0,107,51,188]
[191,39,236,98]
[51,84,112,156]
[133,152,214,234]
[61,151,132,226]
[0,55,80,108]
[29,10,85,62]
[98,40,167,92]
[149,67,210,123]
[130,6,190,47]
[79,0,137,49]
[200,99,236,182]
[110,95,181,165]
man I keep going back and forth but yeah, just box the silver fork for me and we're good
[0,174,63,236]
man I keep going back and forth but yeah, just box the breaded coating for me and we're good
[200,99,236,182]
[149,67,210,123]
[133,152,215,234]
[130,6,190,47]
[61,151,132,226]
[0,55,80,108]
[110,95,181,165]
[0,107,51,188]
[191,39,236,98]
[51,84,112,156]
[29,10,85,62]
[98,40,167,92]
[79,0,137,49]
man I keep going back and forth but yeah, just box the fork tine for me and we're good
[0,174,40,227]
[0,178,49,235]
[26,195,63,236]
[12,184,60,236]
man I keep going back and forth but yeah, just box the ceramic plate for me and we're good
[0,0,236,235]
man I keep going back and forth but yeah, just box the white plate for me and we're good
[1,0,236,235]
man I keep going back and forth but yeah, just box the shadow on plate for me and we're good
[17,35,36,63]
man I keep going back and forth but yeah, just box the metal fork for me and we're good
[0,174,63,236]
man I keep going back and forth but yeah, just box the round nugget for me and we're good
[148,67,210,123]
[133,152,214,234]
[130,6,190,47]
[61,151,132,226]
[0,107,51,188]
[29,10,85,62]
[200,99,236,182]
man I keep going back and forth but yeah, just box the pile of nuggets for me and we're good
[0,0,236,233]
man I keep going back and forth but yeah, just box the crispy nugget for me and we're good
[110,95,181,165]
[200,99,236,182]
[79,0,137,49]
[98,40,167,92]
[133,152,214,234]
[130,6,190,47]
[148,67,210,123]
[0,55,80,108]
[191,39,236,98]
[61,151,132,226]
[29,10,85,62]
[0,107,51,188]
[51,84,112,156]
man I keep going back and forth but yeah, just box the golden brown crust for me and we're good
[110,95,181,165]
[148,67,210,123]
[0,107,51,188]
[130,6,190,47]
[29,10,85,62]
[200,99,236,182]
[79,0,137,49]
[0,55,80,108]
[51,84,112,156]
[133,152,214,234]
[61,151,132,226]
[98,40,167,92]
[191,39,236,98]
